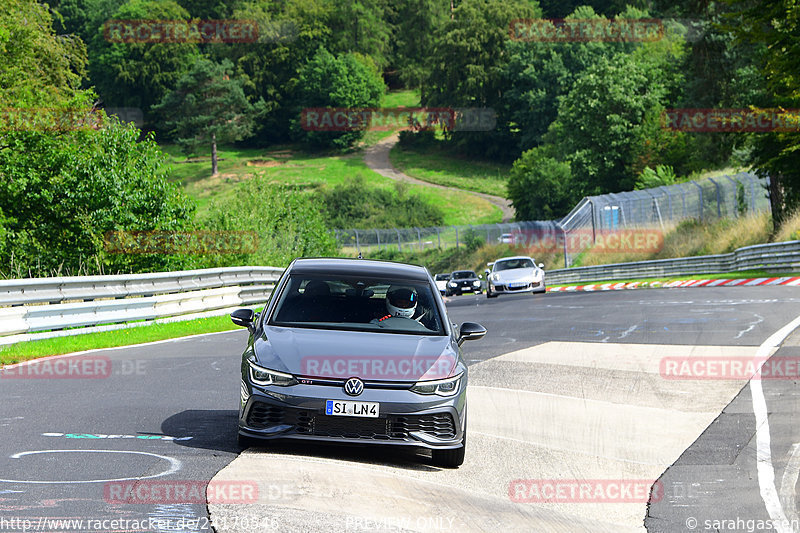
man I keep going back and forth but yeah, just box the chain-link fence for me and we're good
[335,172,770,265]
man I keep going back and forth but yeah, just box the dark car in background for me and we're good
[231,258,486,467]
[446,270,483,296]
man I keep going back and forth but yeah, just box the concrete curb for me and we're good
[547,276,800,292]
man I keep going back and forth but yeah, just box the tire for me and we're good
[486,287,497,298]
[432,421,466,468]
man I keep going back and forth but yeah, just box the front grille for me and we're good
[247,403,312,431]
[392,413,456,440]
[247,402,457,441]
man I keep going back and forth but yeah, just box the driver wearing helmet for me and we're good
[373,286,421,323]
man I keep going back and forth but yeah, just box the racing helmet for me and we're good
[386,286,418,319]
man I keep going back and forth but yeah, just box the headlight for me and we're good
[472,280,481,286]
[490,273,500,282]
[248,361,296,387]
[448,281,457,287]
[410,373,463,397]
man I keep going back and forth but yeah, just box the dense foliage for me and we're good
[4,0,799,275]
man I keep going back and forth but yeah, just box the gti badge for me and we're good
[344,377,364,397]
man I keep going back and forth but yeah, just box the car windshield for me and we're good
[269,274,445,335]
[494,258,535,271]
[452,271,476,279]
[434,274,450,281]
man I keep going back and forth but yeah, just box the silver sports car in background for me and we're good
[484,256,546,298]
[231,258,486,467]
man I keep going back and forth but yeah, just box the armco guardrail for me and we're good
[545,241,800,285]
[0,266,283,344]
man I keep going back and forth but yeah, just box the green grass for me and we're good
[164,144,502,225]
[381,89,420,108]
[0,314,243,364]
[160,89,507,227]
[389,142,512,197]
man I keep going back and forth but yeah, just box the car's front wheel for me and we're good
[432,426,466,468]
[486,286,497,298]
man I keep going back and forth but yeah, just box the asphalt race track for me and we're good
[2,286,800,532]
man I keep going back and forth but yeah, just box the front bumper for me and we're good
[447,283,482,294]
[239,381,466,450]
[489,280,545,293]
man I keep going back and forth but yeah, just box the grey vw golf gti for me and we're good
[231,258,486,467]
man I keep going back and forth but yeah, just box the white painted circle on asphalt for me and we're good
[0,449,181,484]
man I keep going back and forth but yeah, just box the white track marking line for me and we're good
[736,314,765,339]
[751,313,800,533]
[1,449,181,484]
[779,443,800,528]
[0,329,243,368]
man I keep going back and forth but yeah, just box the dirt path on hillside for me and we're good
[363,133,515,223]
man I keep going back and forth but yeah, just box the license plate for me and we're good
[325,400,379,418]
[509,281,528,288]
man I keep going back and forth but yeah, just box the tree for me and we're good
[291,47,385,149]
[725,0,800,222]
[0,120,194,277]
[154,58,264,175]
[326,0,395,71]
[421,0,540,160]
[545,52,669,194]
[391,0,448,89]
[0,0,88,107]
[507,146,577,220]
[90,0,200,123]
[212,0,332,144]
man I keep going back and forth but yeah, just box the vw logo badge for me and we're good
[344,377,364,397]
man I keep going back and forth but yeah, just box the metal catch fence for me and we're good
[335,172,770,266]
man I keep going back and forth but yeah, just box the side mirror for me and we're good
[231,308,255,329]
[487,262,494,267]
[458,322,486,346]
[538,263,545,269]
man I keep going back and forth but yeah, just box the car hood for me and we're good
[494,267,540,281]
[254,326,458,381]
